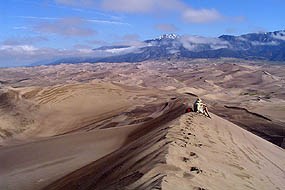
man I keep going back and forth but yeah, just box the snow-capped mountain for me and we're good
[46,30,285,65]
[155,34,180,40]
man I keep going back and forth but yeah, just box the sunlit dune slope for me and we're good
[44,112,285,190]
[0,98,186,190]
[1,81,166,145]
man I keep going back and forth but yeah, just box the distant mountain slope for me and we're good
[44,30,285,65]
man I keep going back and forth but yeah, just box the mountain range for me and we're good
[44,30,285,65]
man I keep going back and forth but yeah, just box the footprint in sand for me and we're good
[182,157,190,162]
[190,166,203,174]
[194,143,203,147]
[183,136,190,140]
[182,152,199,164]
[189,152,198,158]
[180,144,186,147]
[193,187,207,190]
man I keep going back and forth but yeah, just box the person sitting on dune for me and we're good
[193,98,211,118]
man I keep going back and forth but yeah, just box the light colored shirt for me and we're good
[196,102,204,113]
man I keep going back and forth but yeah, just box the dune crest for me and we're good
[44,112,285,190]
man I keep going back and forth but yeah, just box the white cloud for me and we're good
[0,37,146,67]
[155,24,178,32]
[55,0,96,7]
[2,36,48,45]
[181,35,227,45]
[182,8,222,23]
[237,37,248,41]
[16,16,58,20]
[87,40,108,46]
[0,44,100,67]
[34,17,97,37]
[104,46,136,54]
[17,15,130,26]
[77,48,94,53]
[0,45,38,53]
[251,41,279,46]
[101,0,223,23]
[55,0,184,13]
[101,0,183,13]
[0,45,42,67]
[55,0,224,24]
[54,0,123,21]
[88,34,144,48]
[102,0,155,13]
[88,19,130,25]
[272,31,285,41]
[180,35,229,51]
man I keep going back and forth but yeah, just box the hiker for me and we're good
[193,98,211,118]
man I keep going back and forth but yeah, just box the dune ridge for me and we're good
[1,60,284,147]
[0,61,284,190]
[44,111,285,190]
[0,97,187,190]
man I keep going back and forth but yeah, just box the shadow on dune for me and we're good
[42,99,187,190]
[211,105,285,148]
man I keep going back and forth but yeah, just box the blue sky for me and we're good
[0,0,284,66]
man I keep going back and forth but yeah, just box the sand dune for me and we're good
[163,113,285,190]
[0,124,138,190]
[0,83,127,144]
[0,60,284,190]
[43,112,285,190]
[0,98,187,190]
[0,81,159,145]
[0,88,37,143]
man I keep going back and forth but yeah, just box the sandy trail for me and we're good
[163,113,285,190]
[43,111,285,190]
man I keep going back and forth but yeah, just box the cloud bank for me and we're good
[34,17,97,37]
[182,8,222,23]
[0,44,99,67]
[180,35,230,51]
[2,36,48,45]
[272,31,285,41]
[56,0,223,24]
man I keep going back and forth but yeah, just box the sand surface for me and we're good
[1,60,284,147]
[163,113,285,190]
[0,125,138,190]
[0,60,284,189]
[43,112,285,190]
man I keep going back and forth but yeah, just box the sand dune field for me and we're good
[0,59,284,189]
